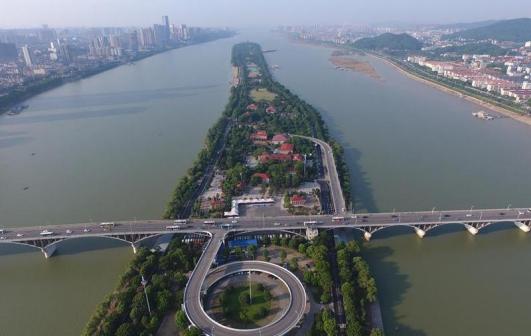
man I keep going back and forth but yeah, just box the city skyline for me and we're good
[0,0,530,28]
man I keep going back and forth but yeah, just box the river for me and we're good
[1,30,531,335]
[0,37,235,335]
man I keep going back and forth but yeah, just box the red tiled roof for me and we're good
[252,173,270,182]
[271,133,289,143]
[250,130,268,140]
[259,153,291,163]
[266,105,277,113]
[278,143,294,154]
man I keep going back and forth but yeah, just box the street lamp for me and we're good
[141,274,152,316]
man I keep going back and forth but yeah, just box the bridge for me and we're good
[1,208,530,258]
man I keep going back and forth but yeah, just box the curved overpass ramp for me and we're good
[184,232,306,336]
[290,134,346,214]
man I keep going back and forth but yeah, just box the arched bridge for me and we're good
[1,208,530,258]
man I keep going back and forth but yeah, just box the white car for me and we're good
[0,236,6,240]
[83,228,91,233]
[16,233,24,238]
[66,229,73,234]
[465,214,472,217]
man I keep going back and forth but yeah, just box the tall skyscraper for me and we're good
[162,15,171,42]
[21,45,33,67]
[139,28,155,49]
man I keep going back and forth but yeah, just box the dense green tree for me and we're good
[280,249,287,263]
[322,308,338,336]
[175,310,188,330]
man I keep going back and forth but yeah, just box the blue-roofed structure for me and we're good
[228,239,258,249]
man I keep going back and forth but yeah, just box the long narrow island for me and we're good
[79,42,381,336]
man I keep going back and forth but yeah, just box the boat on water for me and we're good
[472,111,495,120]
[6,104,29,115]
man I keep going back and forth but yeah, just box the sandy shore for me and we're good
[371,54,531,127]
[330,56,381,80]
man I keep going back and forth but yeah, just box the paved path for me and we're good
[290,134,346,214]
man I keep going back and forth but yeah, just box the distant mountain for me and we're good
[352,33,423,51]
[435,20,498,31]
[432,42,512,56]
[443,18,531,42]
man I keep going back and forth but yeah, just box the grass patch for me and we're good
[250,88,276,102]
[220,283,272,325]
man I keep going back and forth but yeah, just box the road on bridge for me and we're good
[1,208,531,257]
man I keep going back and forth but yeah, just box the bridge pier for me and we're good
[42,244,58,259]
[305,227,319,240]
[464,224,479,235]
[515,221,531,232]
[131,243,138,254]
[414,227,426,238]
[364,231,372,241]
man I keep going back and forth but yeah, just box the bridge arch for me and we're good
[0,240,46,253]
[322,226,368,236]
[474,221,526,234]
[42,235,134,253]
[369,224,424,239]
[422,223,464,236]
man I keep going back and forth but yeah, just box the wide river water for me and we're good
[1,30,531,335]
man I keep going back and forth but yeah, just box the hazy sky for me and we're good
[1,0,529,28]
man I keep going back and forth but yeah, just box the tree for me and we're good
[322,308,337,336]
[298,243,307,255]
[262,248,270,261]
[247,244,257,259]
[289,257,299,271]
[156,289,173,312]
[370,328,384,336]
[280,249,287,263]
[175,310,188,330]
[250,174,262,186]
[184,326,202,336]
[115,323,133,336]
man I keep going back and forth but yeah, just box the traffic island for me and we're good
[204,272,290,329]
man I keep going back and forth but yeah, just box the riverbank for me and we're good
[286,35,531,127]
[370,53,531,127]
[0,33,235,116]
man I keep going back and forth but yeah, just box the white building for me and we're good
[21,45,33,67]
